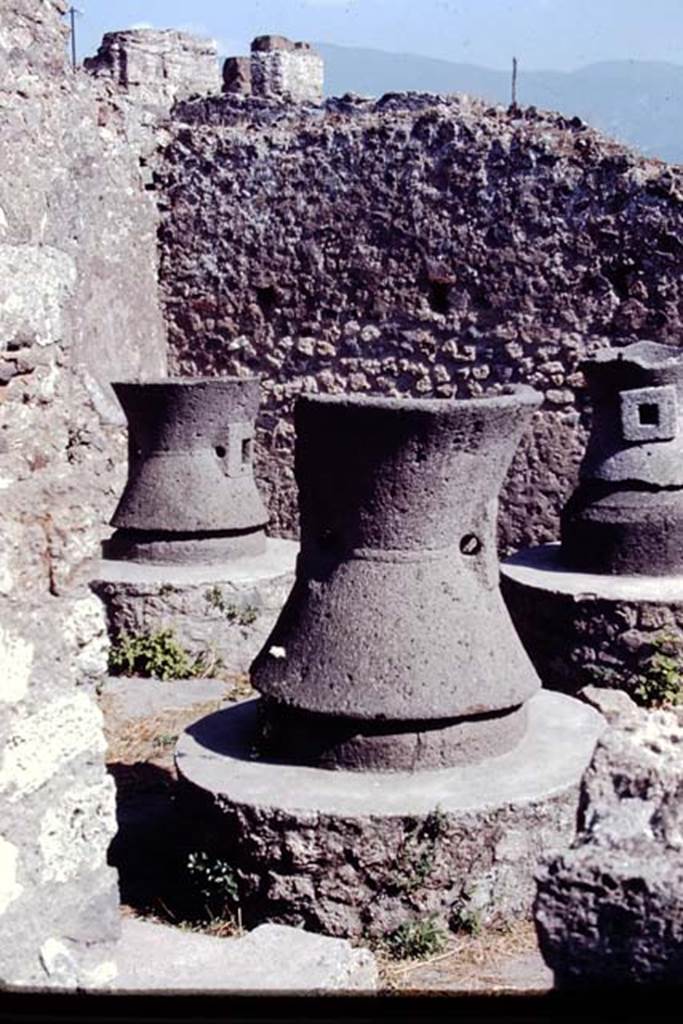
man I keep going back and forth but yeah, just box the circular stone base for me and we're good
[257,699,529,771]
[91,538,297,675]
[174,690,604,938]
[561,486,683,576]
[501,543,683,697]
[103,527,267,566]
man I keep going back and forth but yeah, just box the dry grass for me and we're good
[120,902,245,940]
[100,694,227,768]
[375,919,540,992]
[99,670,254,767]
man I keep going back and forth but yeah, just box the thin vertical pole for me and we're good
[69,6,77,69]
[511,56,518,106]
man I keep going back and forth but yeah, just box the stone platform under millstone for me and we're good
[501,543,683,699]
[174,690,604,939]
[91,538,297,675]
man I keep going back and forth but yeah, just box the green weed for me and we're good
[108,628,221,680]
[381,915,448,960]
[204,587,259,627]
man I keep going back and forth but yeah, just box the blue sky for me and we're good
[73,0,683,71]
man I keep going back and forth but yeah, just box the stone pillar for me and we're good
[175,389,604,938]
[223,57,252,96]
[84,29,221,107]
[502,342,683,700]
[250,35,323,103]
[93,379,297,675]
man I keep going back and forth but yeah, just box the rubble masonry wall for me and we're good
[158,92,683,551]
[0,0,165,986]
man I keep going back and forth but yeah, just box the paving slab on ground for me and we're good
[99,675,234,718]
[112,918,378,993]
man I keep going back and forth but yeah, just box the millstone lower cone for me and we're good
[106,377,268,565]
[250,386,543,771]
[561,341,683,575]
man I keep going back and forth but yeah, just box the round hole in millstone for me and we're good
[215,444,227,458]
[460,533,482,556]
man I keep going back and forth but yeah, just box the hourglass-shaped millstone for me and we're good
[105,378,268,565]
[561,341,683,575]
[250,386,543,771]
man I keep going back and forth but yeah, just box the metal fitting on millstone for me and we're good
[250,386,543,771]
[105,378,268,565]
[561,341,683,575]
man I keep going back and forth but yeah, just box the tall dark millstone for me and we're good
[176,385,603,937]
[561,341,683,575]
[251,386,543,770]
[105,378,268,565]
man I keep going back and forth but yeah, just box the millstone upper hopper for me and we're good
[251,385,543,770]
[105,378,268,564]
[561,341,683,574]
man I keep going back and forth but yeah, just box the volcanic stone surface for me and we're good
[501,543,683,698]
[562,341,683,575]
[534,704,683,987]
[174,691,605,939]
[107,378,268,565]
[157,91,683,552]
[251,387,542,770]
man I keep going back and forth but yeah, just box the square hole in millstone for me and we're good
[620,384,677,442]
[639,403,660,426]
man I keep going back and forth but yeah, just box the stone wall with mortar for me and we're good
[501,562,683,700]
[249,36,323,104]
[158,92,683,551]
[84,29,221,109]
[0,0,166,987]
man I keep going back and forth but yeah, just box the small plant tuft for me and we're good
[633,632,683,709]
[108,628,221,680]
[186,851,239,917]
[585,632,683,709]
[381,915,448,961]
[386,806,449,894]
[152,733,178,750]
[205,587,259,627]
[450,890,482,937]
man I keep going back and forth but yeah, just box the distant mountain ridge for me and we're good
[315,42,683,165]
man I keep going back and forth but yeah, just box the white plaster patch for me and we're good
[0,625,34,703]
[0,835,23,914]
[0,244,76,348]
[62,595,109,677]
[39,777,116,884]
[0,558,13,594]
[39,937,78,986]
[80,959,118,989]
[0,693,105,800]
